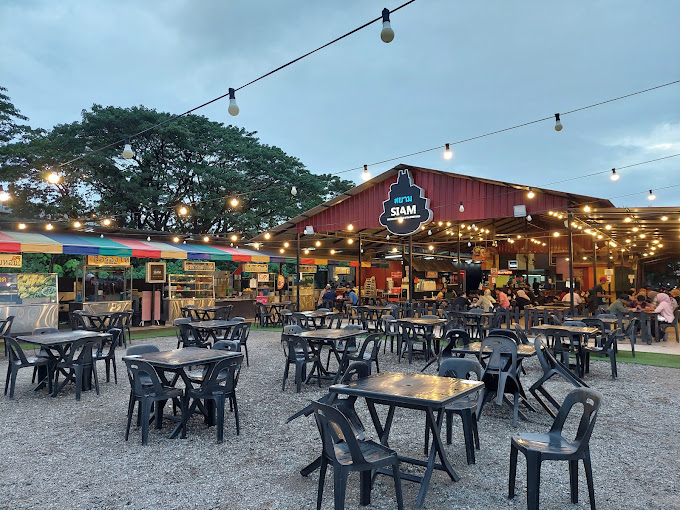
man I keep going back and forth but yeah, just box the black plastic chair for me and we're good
[186,356,242,442]
[312,401,404,510]
[325,312,343,329]
[255,303,275,328]
[30,327,58,384]
[529,337,588,418]
[345,333,382,374]
[93,328,122,383]
[109,312,128,346]
[54,337,101,400]
[489,328,521,345]
[70,312,97,332]
[381,314,399,353]
[583,328,619,378]
[399,323,428,364]
[124,358,186,445]
[214,305,232,320]
[282,334,322,393]
[509,388,602,510]
[432,358,483,464]
[229,322,251,366]
[4,336,53,399]
[1,316,15,356]
[581,318,606,347]
[613,317,638,357]
[513,324,534,345]
[178,322,210,349]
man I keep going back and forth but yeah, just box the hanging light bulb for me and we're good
[442,143,453,160]
[264,232,271,240]
[467,242,471,247]
[45,223,54,231]
[361,164,370,181]
[347,223,354,231]
[526,215,532,222]
[102,218,112,226]
[146,236,151,241]
[648,189,656,201]
[178,205,188,216]
[230,197,239,207]
[427,229,432,235]
[18,223,26,230]
[0,185,9,202]
[347,238,354,244]
[253,243,260,249]
[459,201,464,213]
[527,188,535,199]
[47,171,60,184]
[330,249,336,255]
[583,205,591,212]
[315,240,321,247]
[380,8,394,43]
[283,241,290,248]
[203,236,210,242]
[173,236,180,243]
[553,232,560,237]
[610,168,620,181]
[605,224,612,230]
[73,221,81,228]
[554,113,563,132]
[428,245,434,251]
[228,87,239,116]
[279,248,285,254]
[122,138,134,159]
[661,216,668,221]
[304,249,310,255]
[291,186,297,196]
[231,234,238,242]
[397,217,404,224]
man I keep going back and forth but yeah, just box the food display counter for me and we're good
[167,270,215,322]
[0,272,59,334]
[74,258,133,315]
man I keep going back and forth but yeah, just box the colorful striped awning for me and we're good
[0,231,390,267]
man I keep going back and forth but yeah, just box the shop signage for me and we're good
[87,255,130,266]
[425,271,438,279]
[182,261,215,272]
[379,169,433,236]
[243,263,268,273]
[390,271,402,279]
[335,266,351,275]
[0,254,22,268]
[256,273,270,283]
[498,270,513,275]
[490,268,498,277]
[300,265,317,273]
[145,262,166,284]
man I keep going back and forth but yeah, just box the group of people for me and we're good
[318,283,359,309]
[609,287,679,338]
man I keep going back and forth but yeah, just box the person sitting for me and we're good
[515,289,532,310]
[452,292,470,310]
[652,293,675,340]
[609,294,630,316]
[496,288,511,310]
[476,289,495,312]
[436,285,448,300]
[561,289,582,306]
[348,286,359,306]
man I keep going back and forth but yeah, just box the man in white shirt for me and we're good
[562,290,582,305]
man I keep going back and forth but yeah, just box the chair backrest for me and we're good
[439,357,482,380]
[232,317,246,323]
[600,328,620,351]
[382,314,398,333]
[563,320,586,327]
[582,318,605,333]
[624,317,638,336]
[357,333,382,359]
[283,325,303,335]
[173,318,191,326]
[491,311,506,329]
[513,324,531,345]
[70,312,90,330]
[399,322,419,340]
[0,316,14,336]
[316,307,331,312]
[109,312,125,329]
[421,314,438,320]
[326,313,343,329]
[480,335,518,373]
[533,336,553,375]
[597,313,616,319]
[440,329,471,358]
[124,358,166,396]
[65,337,97,365]
[547,313,561,325]
[343,324,363,331]
[100,328,122,356]
[312,401,369,465]
[488,328,521,345]
[5,336,30,365]
[284,335,311,361]
[33,327,59,335]
[230,322,251,343]
[179,323,204,348]
[212,340,241,352]
[340,360,370,382]
[126,344,160,356]
[202,356,241,393]
[550,388,602,454]
[214,306,232,320]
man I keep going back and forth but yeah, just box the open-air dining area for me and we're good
[1,1,679,509]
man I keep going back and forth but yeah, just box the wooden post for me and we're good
[296,232,300,311]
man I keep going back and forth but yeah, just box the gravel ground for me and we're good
[1,329,678,510]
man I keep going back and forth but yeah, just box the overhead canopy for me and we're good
[411,258,457,273]
[0,231,391,267]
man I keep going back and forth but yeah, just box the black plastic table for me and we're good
[299,329,366,382]
[18,330,111,396]
[330,372,483,508]
[294,311,337,329]
[123,347,243,438]
[531,324,599,376]
[79,312,115,331]
[191,319,241,343]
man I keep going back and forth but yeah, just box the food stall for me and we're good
[0,254,59,334]
[72,254,133,315]
[167,260,215,322]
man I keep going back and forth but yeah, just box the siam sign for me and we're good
[379,169,433,235]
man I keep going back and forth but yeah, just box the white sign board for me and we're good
[0,254,22,268]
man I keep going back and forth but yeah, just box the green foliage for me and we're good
[1,99,354,238]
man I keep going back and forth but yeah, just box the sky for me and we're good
[1,0,679,207]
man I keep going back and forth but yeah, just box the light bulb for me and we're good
[467,242,471,247]
[347,223,354,231]
[443,143,453,160]
[73,221,81,228]
[146,236,151,241]
[173,236,180,243]
[304,249,309,255]
[330,249,336,255]
[459,202,464,213]
[428,229,432,235]
[291,186,297,196]
[103,218,111,226]
[661,216,668,221]
[428,245,434,251]
[178,206,188,215]
[47,171,60,184]
[122,142,134,159]
[45,223,54,231]
[361,165,370,181]
[231,234,238,242]
[264,232,271,239]
[284,241,290,248]
[527,188,535,199]
[228,88,239,116]
[397,217,404,223]
[526,215,532,222]
[583,205,591,212]
[279,248,285,254]
[230,197,239,207]
[18,223,26,230]
[380,8,394,43]
[347,238,354,244]
[315,240,321,247]
[553,232,560,237]
[610,168,619,181]
[648,190,656,201]
[0,186,9,202]
[554,113,563,132]
[605,224,612,230]
[623,217,632,223]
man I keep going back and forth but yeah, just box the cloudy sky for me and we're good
[1,0,679,206]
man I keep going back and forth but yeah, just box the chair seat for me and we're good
[138,386,184,400]
[333,439,397,467]
[512,433,578,456]
[445,399,477,412]
[17,356,50,366]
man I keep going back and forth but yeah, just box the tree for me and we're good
[1,103,353,238]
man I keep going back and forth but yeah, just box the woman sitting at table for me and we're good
[496,288,511,310]
[651,293,675,340]
[476,288,496,312]
[515,289,532,310]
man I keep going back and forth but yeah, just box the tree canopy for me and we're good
[0,94,353,239]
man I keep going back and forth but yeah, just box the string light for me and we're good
[347,223,354,231]
[73,221,82,228]
[443,143,453,160]
[361,165,370,181]
[315,240,321,247]
[648,190,656,201]
[279,248,285,254]
[661,216,668,221]
[102,219,112,226]
[553,232,560,237]
[178,205,188,215]
[291,186,297,196]
[45,223,53,231]
[610,168,619,181]
[47,171,60,184]
[231,234,238,242]
[0,185,9,202]
[527,188,535,199]
[122,138,134,159]
[227,88,239,116]
[18,223,26,230]
[554,113,563,131]
[283,241,290,248]
[459,202,464,213]
[264,232,271,240]
[203,236,210,242]
[583,205,591,212]
[172,236,180,243]
[428,245,434,251]
[380,8,395,43]
[330,249,336,255]
[304,249,310,255]
[397,217,404,223]
[230,197,239,207]
[347,238,354,244]
[624,217,632,223]
[605,224,612,230]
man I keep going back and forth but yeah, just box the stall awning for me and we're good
[411,258,457,273]
[0,231,391,267]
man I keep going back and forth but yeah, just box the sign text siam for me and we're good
[243,263,269,273]
[379,169,433,236]
[182,261,216,272]
[0,254,22,268]
[87,255,130,266]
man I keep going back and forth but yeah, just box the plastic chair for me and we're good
[381,314,399,353]
[4,336,53,399]
[229,322,251,366]
[489,328,521,345]
[281,334,322,393]
[513,324,534,345]
[583,328,619,378]
[70,312,97,332]
[30,327,58,383]
[312,401,404,510]
[477,336,524,427]
[186,356,242,442]
[325,312,343,329]
[124,358,186,445]
[214,305,232,320]
[529,337,588,418]
[178,322,210,349]
[345,333,382,374]
[432,358,483,464]
[93,328,122,383]
[399,322,428,364]
[659,310,679,343]
[53,337,101,400]
[509,388,602,510]
[255,303,275,328]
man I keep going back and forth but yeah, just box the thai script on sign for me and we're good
[0,254,22,268]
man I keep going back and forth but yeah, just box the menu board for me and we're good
[17,273,57,303]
